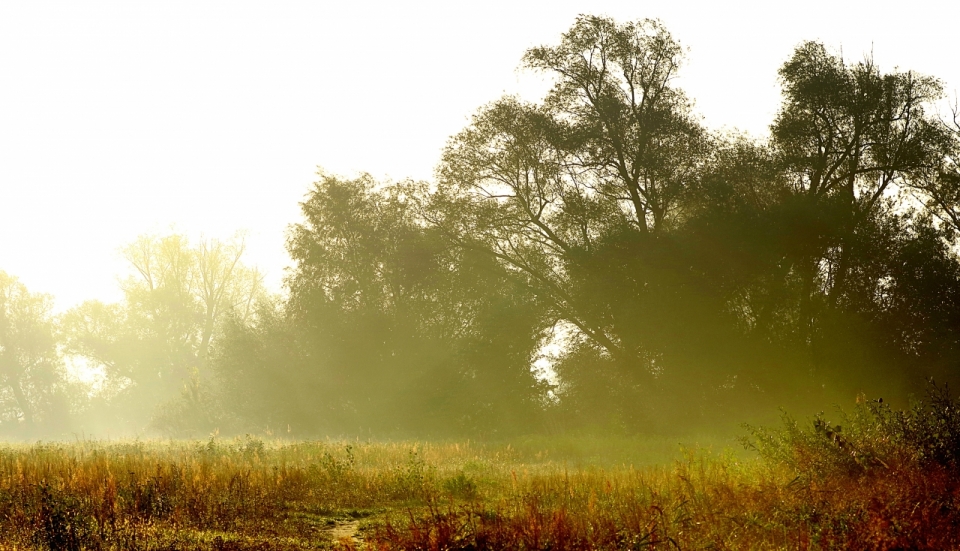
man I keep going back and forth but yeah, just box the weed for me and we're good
[442,470,478,499]
[33,483,91,551]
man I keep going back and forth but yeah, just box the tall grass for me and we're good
[1,386,959,549]
[0,437,471,549]
[368,383,960,550]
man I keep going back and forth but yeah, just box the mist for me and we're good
[2,14,960,444]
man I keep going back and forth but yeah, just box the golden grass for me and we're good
[0,434,957,550]
[367,451,960,550]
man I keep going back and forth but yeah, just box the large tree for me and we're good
[435,16,709,378]
[750,43,957,387]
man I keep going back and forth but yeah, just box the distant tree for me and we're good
[120,234,263,372]
[62,233,264,431]
[0,271,68,432]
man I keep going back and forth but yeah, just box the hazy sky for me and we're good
[2,1,958,310]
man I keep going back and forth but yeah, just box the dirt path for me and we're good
[328,519,362,546]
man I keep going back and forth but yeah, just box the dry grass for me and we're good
[0,422,957,550]
[366,451,960,550]
[0,437,493,550]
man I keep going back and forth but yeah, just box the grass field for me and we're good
[2,396,960,549]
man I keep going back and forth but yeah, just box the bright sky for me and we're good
[2,1,958,311]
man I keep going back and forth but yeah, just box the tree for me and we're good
[771,42,950,303]
[755,42,958,389]
[910,104,960,236]
[0,271,67,432]
[435,16,709,382]
[431,18,960,429]
[523,16,707,234]
[62,233,264,431]
[219,173,549,437]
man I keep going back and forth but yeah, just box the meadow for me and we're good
[2,391,960,550]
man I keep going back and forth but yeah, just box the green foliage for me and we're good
[442,470,479,500]
[319,445,355,480]
[885,382,960,467]
[32,483,91,551]
[392,449,430,498]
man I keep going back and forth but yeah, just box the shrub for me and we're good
[741,379,960,479]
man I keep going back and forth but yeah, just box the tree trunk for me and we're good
[9,376,34,426]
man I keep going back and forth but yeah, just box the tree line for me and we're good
[4,15,960,438]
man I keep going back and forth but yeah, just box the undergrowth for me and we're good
[742,380,960,479]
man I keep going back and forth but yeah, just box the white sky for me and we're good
[2,1,958,311]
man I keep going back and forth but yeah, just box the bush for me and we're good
[741,379,960,479]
